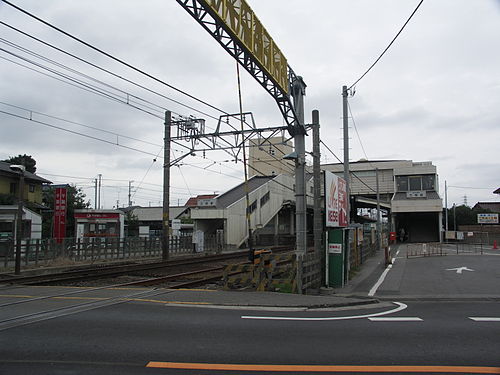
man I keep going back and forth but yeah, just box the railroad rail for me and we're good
[0,246,291,286]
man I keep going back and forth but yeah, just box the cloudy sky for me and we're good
[1,0,499,209]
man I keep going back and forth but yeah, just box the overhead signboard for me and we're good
[477,213,499,224]
[202,0,288,93]
[325,171,348,228]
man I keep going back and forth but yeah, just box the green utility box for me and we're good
[327,229,344,288]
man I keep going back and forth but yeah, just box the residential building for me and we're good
[248,136,294,177]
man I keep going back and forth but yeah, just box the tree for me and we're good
[2,154,37,173]
[42,185,91,238]
[445,204,492,230]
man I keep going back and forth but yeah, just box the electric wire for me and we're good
[0,1,237,119]
[349,0,424,90]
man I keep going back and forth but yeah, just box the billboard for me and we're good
[325,171,348,227]
[477,213,499,224]
[53,187,67,243]
[203,0,288,93]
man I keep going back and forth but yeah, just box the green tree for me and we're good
[446,204,492,229]
[42,185,91,238]
[2,154,37,173]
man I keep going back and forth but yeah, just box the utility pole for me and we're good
[342,85,351,277]
[291,77,307,255]
[162,111,171,261]
[128,180,134,207]
[97,174,102,209]
[94,178,98,210]
[11,165,25,275]
[445,180,448,232]
[376,168,381,252]
[312,110,322,257]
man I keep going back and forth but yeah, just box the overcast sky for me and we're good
[1,0,499,209]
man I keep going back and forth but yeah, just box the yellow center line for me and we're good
[130,298,210,305]
[146,362,500,374]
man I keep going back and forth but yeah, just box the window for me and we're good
[260,192,270,207]
[247,200,257,214]
[29,184,35,193]
[10,182,16,194]
[268,148,276,156]
[422,175,435,190]
[396,176,408,192]
[409,176,422,191]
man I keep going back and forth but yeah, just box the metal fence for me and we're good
[1,234,220,270]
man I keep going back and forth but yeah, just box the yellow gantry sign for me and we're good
[204,0,289,94]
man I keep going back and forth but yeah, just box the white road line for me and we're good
[469,317,500,322]
[241,302,407,321]
[368,249,400,297]
[369,317,423,322]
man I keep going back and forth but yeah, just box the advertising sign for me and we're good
[477,213,499,224]
[325,171,348,227]
[203,0,288,93]
[328,243,342,254]
[53,187,67,243]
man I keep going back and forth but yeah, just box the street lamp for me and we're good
[10,164,25,275]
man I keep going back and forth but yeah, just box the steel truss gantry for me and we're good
[176,0,305,136]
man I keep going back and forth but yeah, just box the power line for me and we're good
[0,109,163,157]
[349,0,424,90]
[0,1,233,117]
[348,101,370,162]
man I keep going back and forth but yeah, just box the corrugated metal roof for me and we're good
[216,175,274,208]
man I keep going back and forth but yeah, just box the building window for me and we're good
[260,192,270,207]
[396,176,408,192]
[29,184,35,193]
[409,176,422,191]
[268,148,275,156]
[247,200,257,214]
[422,175,435,190]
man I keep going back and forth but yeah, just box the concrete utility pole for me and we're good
[94,178,98,210]
[312,110,322,256]
[97,174,102,209]
[11,165,25,275]
[162,111,171,261]
[128,180,134,207]
[445,180,448,232]
[376,168,382,252]
[291,77,307,255]
[342,85,351,275]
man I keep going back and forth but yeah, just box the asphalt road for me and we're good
[0,299,499,374]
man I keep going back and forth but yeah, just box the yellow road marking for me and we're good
[146,362,500,373]
[0,294,33,299]
[130,298,210,305]
[176,288,217,292]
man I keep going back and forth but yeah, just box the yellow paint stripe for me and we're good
[146,362,500,373]
[53,296,106,301]
[130,298,210,305]
[0,294,34,299]
[176,288,217,292]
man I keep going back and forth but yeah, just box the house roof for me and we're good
[472,202,500,213]
[0,161,52,184]
[185,194,218,207]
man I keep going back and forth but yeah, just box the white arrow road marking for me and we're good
[469,317,500,322]
[369,317,423,322]
[241,302,407,321]
[446,266,474,274]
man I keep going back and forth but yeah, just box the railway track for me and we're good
[0,246,291,287]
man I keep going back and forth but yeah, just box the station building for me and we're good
[322,160,443,243]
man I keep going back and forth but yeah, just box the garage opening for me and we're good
[396,212,439,243]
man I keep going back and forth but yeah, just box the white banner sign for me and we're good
[478,213,499,224]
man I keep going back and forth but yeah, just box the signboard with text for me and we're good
[53,187,67,243]
[325,171,348,227]
[477,213,499,224]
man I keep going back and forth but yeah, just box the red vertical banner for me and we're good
[53,187,67,243]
